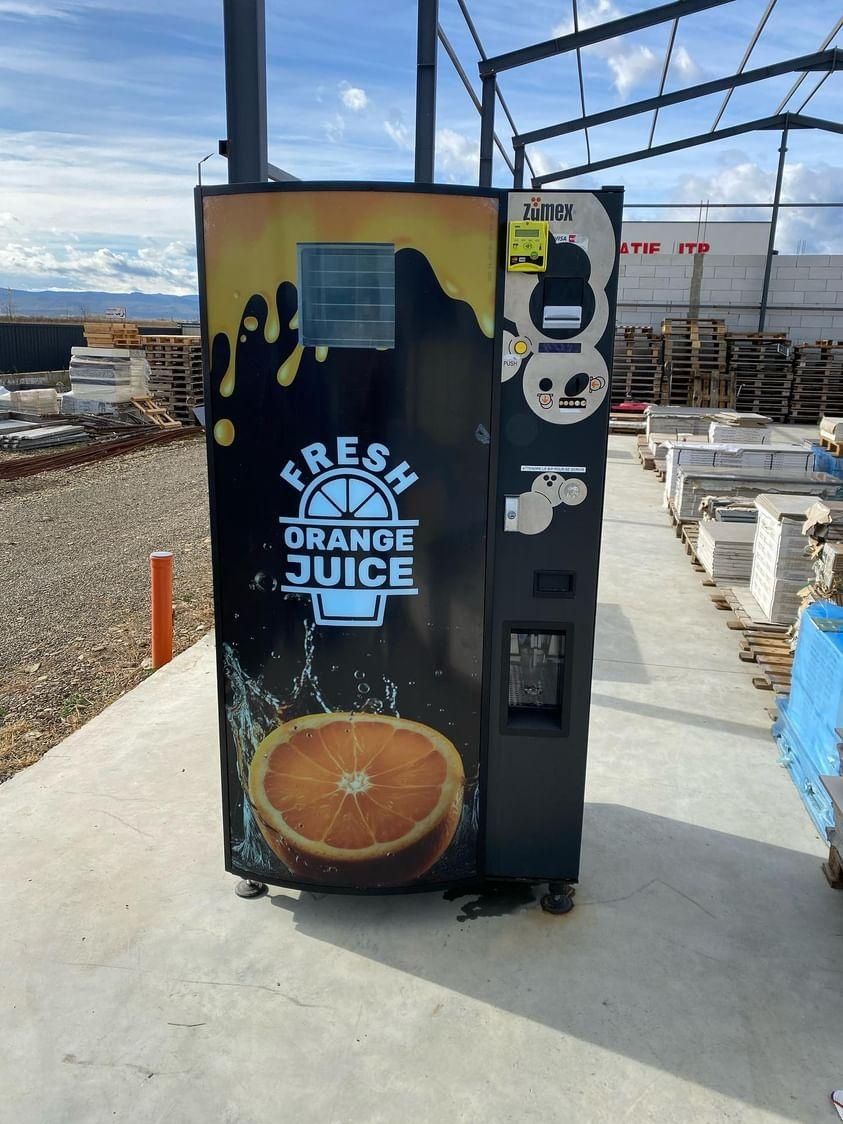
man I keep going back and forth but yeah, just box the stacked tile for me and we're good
[727,333,793,422]
[672,468,838,523]
[644,405,713,439]
[664,443,815,513]
[750,494,822,624]
[8,388,59,414]
[696,521,756,582]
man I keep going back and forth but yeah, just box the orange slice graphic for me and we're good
[248,712,465,887]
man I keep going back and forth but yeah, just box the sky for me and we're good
[0,0,841,295]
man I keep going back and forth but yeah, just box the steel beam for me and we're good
[513,145,525,189]
[533,115,786,184]
[710,0,778,131]
[436,26,514,174]
[480,0,734,77]
[776,16,843,112]
[223,0,268,183]
[455,0,535,180]
[515,49,840,147]
[479,74,495,187]
[759,126,788,331]
[415,0,439,183]
[649,17,679,148]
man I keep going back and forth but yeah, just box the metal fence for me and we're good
[0,322,84,375]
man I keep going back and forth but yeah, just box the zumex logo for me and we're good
[279,438,418,628]
[522,195,575,221]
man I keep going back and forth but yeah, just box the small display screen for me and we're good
[514,226,539,239]
[538,342,582,353]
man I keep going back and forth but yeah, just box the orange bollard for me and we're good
[150,551,174,669]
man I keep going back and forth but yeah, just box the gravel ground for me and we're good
[0,436,213,780]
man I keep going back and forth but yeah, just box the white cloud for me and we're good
[339,82,368,112]
[552,0,622,36]
[607,44,660,96]
[671,45,701,83]
[675,158,843,253]
[384,113,412,151]
[0,239,196,294]
[436,128,478,178]
[324,113,345,143]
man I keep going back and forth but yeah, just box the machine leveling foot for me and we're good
[235,879,268,899]
[541,881,575,915]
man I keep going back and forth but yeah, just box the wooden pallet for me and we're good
[820,434,843,457]
[726,331,793,423]
[662,318,728,408]
[612,325,664,406]
[130,396,181,429]
[142,335,203,423]
[822,843,843,890]
[737,629,794,693]
[84,321,142,348]
[790,340,843,424]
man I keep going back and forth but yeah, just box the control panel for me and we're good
[501,192,615,428]
[507,220,549,272]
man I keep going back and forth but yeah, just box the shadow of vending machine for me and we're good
[197,182,622,912]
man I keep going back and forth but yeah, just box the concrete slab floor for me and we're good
[1,435,840,1124]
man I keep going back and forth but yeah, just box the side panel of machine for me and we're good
[484,188,623,879]
[198,185,499,891]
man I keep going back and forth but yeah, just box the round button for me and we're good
[513,339,528,355]
[539,377,552,391]
[560,478,587,506]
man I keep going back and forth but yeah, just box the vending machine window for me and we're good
[297,242,395,349]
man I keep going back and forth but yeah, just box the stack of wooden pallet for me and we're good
[83,321,142,348]
[790,341,843,423]
[142,335,203,424]
[727,332,793,422]
[611,325,663,405]
[662,318,728,408]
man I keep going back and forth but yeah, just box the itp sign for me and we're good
[279,438,418,627]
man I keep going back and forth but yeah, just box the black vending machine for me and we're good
[197,182,622,910]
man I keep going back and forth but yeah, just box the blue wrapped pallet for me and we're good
[811,443,843,480]
[774,601,843,836]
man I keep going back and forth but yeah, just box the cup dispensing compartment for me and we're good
[505,627,568,733]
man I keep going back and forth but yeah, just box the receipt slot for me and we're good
[197,183,622,912]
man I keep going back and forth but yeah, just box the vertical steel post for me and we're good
[414,0,439,182]
[758,123,789,331]
[513,145,525,189]
[223,0,268,184]
[479,74,496,186]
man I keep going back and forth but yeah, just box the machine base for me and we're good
[540,880,576,915]
[235,879,268,899]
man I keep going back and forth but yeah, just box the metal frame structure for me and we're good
[219,0,842,329]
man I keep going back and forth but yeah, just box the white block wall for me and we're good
[618,253,843,341]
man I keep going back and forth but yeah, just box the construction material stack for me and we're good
[662,318,728,408]
[749,495,821,625]
[611,325,662,406]
[696,521,756,582]
[707,410,772,444]
[727,333,793,422]
[790,341,843,424]
[142,335,203,424]
[62,347,150,416]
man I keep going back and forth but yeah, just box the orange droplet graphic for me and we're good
[315,346,328,363]
[214,418,235,446]
[243,315,258,331]
[288,311,299,330]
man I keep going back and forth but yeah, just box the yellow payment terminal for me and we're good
[507,220,549,272]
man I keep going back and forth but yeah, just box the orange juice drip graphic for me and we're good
[204,192,498,443]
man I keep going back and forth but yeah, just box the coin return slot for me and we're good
[507,629,565,731]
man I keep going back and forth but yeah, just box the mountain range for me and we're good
[3,289,200,321]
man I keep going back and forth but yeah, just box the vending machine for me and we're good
[197,182,622,912]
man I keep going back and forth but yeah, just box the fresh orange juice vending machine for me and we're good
[197,182,622,911]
